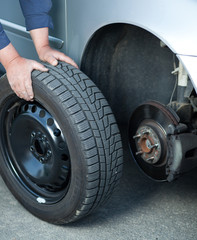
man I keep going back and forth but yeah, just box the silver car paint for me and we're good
[65,0,197,91]
[1,0,197,91]
[66,0,197,56]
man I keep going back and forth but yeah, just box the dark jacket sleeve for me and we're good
[19,0,53,31]
[0,22,10,50]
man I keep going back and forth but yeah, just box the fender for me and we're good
[66,0,197,90]
[1,0,196,90]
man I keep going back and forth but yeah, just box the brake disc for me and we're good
[128,101,179,181]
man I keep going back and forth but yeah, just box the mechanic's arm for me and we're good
[0,22,48,101]
[20,0,78,68]
[0,43,48,100]
[30,27,78,68]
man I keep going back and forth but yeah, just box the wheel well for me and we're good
[81,23,176,125]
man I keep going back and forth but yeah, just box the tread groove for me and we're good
[31,62,123,224]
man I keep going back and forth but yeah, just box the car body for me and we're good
[0,0,197,120]
[1,0,197,182]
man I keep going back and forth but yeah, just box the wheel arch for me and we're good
[81,23,178,125]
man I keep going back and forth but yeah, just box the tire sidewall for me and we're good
[0,74,87,222]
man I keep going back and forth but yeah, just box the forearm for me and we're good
[0,43,20,70]
[30,27,49,56]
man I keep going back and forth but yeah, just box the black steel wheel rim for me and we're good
[0,97,71,204]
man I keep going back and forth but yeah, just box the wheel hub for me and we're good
[129,101,179,181]
[133,124,162,164]
[30,131,52,164]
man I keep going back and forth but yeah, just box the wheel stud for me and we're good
[39,157,45,163]
[146,157,155,162]
[31,132,36,137]
[30,146,34,152]
[150,143,159,149]
[42,135,46,141]
[47,150,51,157]
[136,150,143,155]
[142,131,149,135]
[133,134,141,139]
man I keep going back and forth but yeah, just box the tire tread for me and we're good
[32,62,123,223]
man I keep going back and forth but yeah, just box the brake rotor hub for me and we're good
[134,124,162,164]
[129,101,179,181]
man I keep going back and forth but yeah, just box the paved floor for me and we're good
[0,128,197,240]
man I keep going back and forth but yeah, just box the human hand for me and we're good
[30,28,78,69]
[6,56,48,101]
[38,45,78,69]
[0,43,48,101]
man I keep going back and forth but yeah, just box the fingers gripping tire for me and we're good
[0,62,123,224]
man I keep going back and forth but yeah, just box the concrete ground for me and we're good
[0,128,197,240]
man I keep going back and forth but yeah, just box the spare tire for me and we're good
[0,62,123,224]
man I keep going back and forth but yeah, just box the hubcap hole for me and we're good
[54,128,61,137]
[34,139,46,156]
[62,154,69,161]
[59,142,65,149]
[39,110,46,118]
[47,118,54,126]
[31,105,37,113]
[24,104,29,112]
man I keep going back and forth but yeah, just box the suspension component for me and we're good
[133,124,162,165]
[129,101,179,181]
[129,100,197,181]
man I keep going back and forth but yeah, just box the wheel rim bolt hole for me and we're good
[41,136,46,141]
[47,150,52,157]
